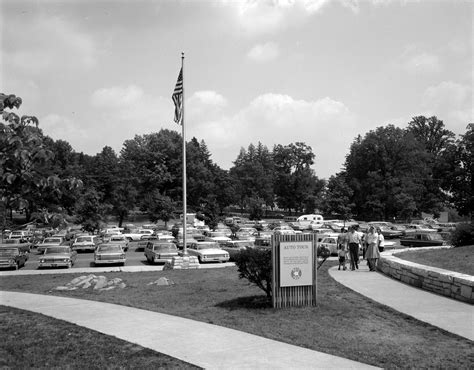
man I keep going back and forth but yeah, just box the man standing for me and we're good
[347,226,362,270]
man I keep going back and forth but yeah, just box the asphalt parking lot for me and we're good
[1,238,404,274]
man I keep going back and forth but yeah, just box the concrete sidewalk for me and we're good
[329,264,474,341]
[1,291,377,369]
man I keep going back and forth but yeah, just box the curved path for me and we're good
[1,291,377,369]
[329,264,473,341]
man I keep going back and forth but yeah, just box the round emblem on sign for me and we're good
[291,267,302,280]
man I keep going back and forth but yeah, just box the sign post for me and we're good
[272,234,317,308]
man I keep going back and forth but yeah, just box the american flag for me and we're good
[172,68,183,125]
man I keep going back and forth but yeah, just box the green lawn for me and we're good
[1,262,472,368]
[395,245,474,275]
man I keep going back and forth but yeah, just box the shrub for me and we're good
[234,247,272,298]
[450,222,474,247]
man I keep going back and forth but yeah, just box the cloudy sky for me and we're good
[1,0,472,179]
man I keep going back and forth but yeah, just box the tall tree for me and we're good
[322,172,354,223]
[344,125,430,221]
[449,124,474,219]
[273,142,323,213]
[407,116,455,214]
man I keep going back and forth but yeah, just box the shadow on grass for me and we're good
[216,295,272,310]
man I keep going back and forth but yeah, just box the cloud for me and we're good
[247,42,280,63]
[187,90,228,121]
[91,85,145,107]
[396,46,442,74]
[228,0,331,36]
[421,81,472,132]
[4,15,96,75]
[187,92,357,178]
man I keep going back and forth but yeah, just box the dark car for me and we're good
[0,247,28,269]
[400,232,445,248]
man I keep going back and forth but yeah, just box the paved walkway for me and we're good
[0,291,376,369]
[329,263,474,341]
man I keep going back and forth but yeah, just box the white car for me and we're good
[187,241,230,263]
[122,229,154,241]
[204,231,232,246]
[71,235,99,252]
[108,234,130,251]
[37,237,64,254]
[273,225,296,235]
[319,236,339,256]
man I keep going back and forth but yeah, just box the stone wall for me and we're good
[378,247,474,304]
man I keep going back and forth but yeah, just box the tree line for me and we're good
[1,93,472,231]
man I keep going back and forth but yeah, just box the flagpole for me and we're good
[181,52,187,256]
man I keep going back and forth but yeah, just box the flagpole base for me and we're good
[163,256,199,270]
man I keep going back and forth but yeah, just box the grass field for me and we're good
[396,245,474,275]
[1,262,472,368]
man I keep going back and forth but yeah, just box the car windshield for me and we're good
[198,243,220,250]
[45,247,69,254]
[43,238,62,244]
[154,245,177,252]
[76,237,92,242]
[210,232,226,237]
[0,248,18,256]
[110,236,125,241]
[97,245,122,253]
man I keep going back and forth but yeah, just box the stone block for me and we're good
[94,276,108,290]
[460,285,472,299]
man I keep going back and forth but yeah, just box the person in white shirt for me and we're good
[347,226,362,270]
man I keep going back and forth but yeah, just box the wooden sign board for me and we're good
[272,234,317,308]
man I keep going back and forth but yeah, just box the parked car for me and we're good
[187,241,230,263]
[3,238,32,253]
[404,224,438,234]
[204,231,231,246]
[37,237,65,254]
[144,242,179,264]
[400,232,446,248]
[377,226,403,239]
[107,234,129,252]
[319,236,338,256]
[221,240,254,260]
[8,230,32,242]
[254,231,273,247]
[122,228,153,241]
[94,244,126,266]
[273,225,296,235]
[38,246,77,269]
[0,247,28,270]
[71,235,100,252]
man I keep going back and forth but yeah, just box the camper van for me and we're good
[296,214,324,229]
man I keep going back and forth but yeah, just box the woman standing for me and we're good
[365,226,380,271]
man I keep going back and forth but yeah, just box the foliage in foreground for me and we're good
[234,247,272,298]
[450,222,474,247]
